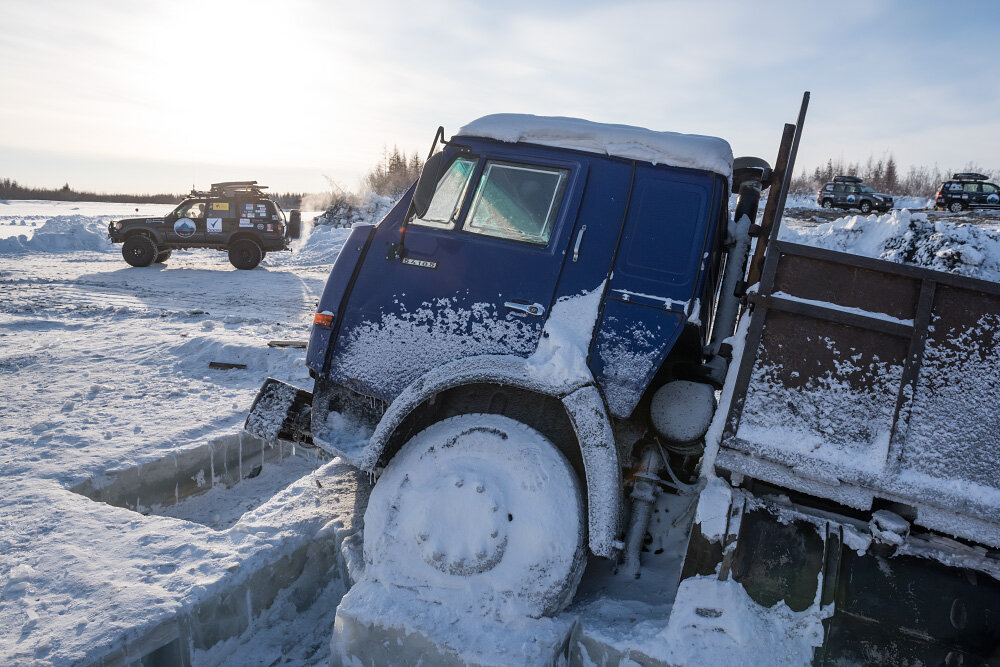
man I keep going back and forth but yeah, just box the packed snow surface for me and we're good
[459,113,734,178]
[781,208,1000,282]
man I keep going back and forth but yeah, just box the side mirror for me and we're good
[412,151,447,219]
[731,156,772,194]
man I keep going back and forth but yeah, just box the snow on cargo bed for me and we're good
[780,209,1000,283]
[459,113,733,178]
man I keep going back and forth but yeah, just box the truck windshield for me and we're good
[465,161,568,245]
[415,157,477,229]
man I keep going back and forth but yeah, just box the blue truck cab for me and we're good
[247,113,766,617]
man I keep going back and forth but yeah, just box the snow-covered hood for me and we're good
[457,113,733,179]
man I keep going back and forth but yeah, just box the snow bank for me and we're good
[459,114,733,178]
[312,193,395,229]
[781,209,1000,283]
[0,216,110,253]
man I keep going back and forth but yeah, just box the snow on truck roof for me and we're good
[457,114,733,179]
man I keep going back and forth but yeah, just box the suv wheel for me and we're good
[154,249,172,263]
[229,239,263,269]
[122,235,158,267]
[949,201,964,213]
[859,200,872,214]
[821,199,833,209]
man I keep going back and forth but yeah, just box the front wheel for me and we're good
[860,200,872,214]
[121,235,157,267]
[363,414,586,618]
[949,201,964,213]
[228,239,263,269]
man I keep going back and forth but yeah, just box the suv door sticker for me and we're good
[207,217,223,233]
[240,218,253,227]
[174,218,196,238]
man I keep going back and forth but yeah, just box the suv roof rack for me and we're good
[951,172,988,182]
[833,175,863,183]
[188,181,271,198]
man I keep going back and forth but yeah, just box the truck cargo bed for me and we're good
[718,240,1000,548]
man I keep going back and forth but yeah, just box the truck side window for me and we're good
[176,201,206,219]
[465,161,568,245]
[414,157,478,229]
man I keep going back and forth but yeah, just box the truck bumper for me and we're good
[680,484,1000,664]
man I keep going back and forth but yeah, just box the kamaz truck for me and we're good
[246,95,1000,663]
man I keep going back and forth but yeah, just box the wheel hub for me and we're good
[409,472,508,576]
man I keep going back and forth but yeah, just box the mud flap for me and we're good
[679,488,1000,664]
[244,378,314,444]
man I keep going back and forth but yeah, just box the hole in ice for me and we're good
[69,433,327,530]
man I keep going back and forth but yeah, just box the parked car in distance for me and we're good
[108,181,301,269]
[934,173,1000,213]
[816,175,894,214]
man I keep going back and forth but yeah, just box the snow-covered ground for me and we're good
[3,200,999,666]
[0,201,348,665]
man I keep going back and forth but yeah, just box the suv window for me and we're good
[414,157,478,229]
[822,184,833,191]
[833,184,847,194]
[859,185,875,193]
[465,161,568,245]
[946,182,963,191]
[176,200,206,219]
[210,201,236,218]
[964,183,981,193]
[982,184,998,194]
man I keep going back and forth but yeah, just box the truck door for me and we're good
[590,164,723,416]
[166,199,206,243]
[326,149,585,400]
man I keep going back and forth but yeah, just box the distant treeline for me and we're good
[791,156,1000,198]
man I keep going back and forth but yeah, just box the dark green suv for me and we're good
[108,181,301,269]
[934,173,1000,212]
[816,175,894,214]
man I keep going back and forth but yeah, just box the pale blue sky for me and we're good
[1,0,998,194]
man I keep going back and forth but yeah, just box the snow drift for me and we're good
[781,209,1000,283]
[0,216,110,253]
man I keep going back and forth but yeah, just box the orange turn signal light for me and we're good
[313,312,334,327]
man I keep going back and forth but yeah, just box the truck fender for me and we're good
[362,354,624,558]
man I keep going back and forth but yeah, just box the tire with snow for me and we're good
[860,200,872,214]
[154,249,172,263]
[949,201,964,213]
[121,235,157,267]
[364,413,586,618]
[228,239,263,269]
[821,199,833,209]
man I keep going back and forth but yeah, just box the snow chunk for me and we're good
[660,574,830,665]
[694,476,734,543]
[459,114,733,178]
[525,282,605,385]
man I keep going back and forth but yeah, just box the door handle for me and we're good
[504,301,546,317]
[572,225,587,262]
